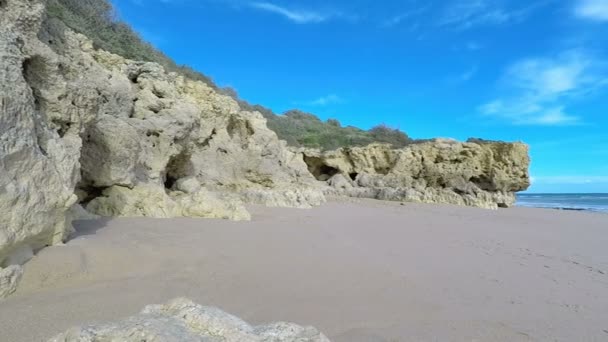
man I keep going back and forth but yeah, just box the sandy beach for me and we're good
[0,199,607,341]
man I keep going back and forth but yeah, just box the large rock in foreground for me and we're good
[49,298,330,342]
[300,139,530,209]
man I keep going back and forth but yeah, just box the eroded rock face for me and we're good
[49,298,331,342]
[0,0,82,298]
[0,0,323,297]
[300,139,531,209]
[0,0,531,298]
[74,40,325,215]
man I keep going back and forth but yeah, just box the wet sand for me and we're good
[1,199,607,341]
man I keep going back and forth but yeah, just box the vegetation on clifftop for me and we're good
[47,0,412,150]
[46,0,218,87]
[236,103,412,150]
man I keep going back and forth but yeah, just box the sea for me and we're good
[516,193,608,213]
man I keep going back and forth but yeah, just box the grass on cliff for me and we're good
[46,0,218,87]
[237,103,412,150]
[47,0,412,150]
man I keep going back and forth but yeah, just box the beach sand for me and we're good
[0,199,607,341]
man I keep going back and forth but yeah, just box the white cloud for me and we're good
[438,0,550,30]
[446,66,478,84]
[506,55,589,95]
[479,50,606,126]
[251,2,327,23]
[382,6,429,28]
[439,0,514,30]
[307,94,344,106]
[522,107,580,125]
[575,0,608,21]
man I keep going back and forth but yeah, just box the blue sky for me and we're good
[112,0,608,193]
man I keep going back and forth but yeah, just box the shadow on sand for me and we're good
[70,218,113,239]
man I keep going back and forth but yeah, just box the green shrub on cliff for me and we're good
[237,104,412,150]
[46,0,218,88]
[47,0,412,150]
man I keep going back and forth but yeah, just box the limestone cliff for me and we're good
[299,139,530,209]
[0,0,323,298]
[0,0,530,299]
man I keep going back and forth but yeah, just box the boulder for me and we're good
[49,298,331,342]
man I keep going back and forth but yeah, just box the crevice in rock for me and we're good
[151,87,165,99]
[128,71,140,84]
[470,175,496,191]
[164,150,193,191]
[35,134,48,157]
[199,129,217,148]
[349,172,359,181]
[145,130,160,138]
[374,167,390,175]
[369,154,392,175]
[453,188,467,196]
[303,156,340,181]
[226,116,254,139]
[129,98,137,118]
[78,185,110,206]
[51,119,71,138]
[22,56,47,112]
[164,174,177,191]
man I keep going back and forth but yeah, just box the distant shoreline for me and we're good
[516,193,608,213]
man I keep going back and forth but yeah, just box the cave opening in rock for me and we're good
[470,175,496,191]
[22,56,47,112]
[164,175,177,190]
[164,150,193,191]
[303,156,340,181]
[77,185,110,206]
[349,172,359,181]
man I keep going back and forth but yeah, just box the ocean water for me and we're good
[516,193,608,213]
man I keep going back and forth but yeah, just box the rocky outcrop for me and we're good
[0,0,530,298]
[0,0,82,298]
[300,139,530,209]
[49,298,330,342]
[0,0,323,298]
